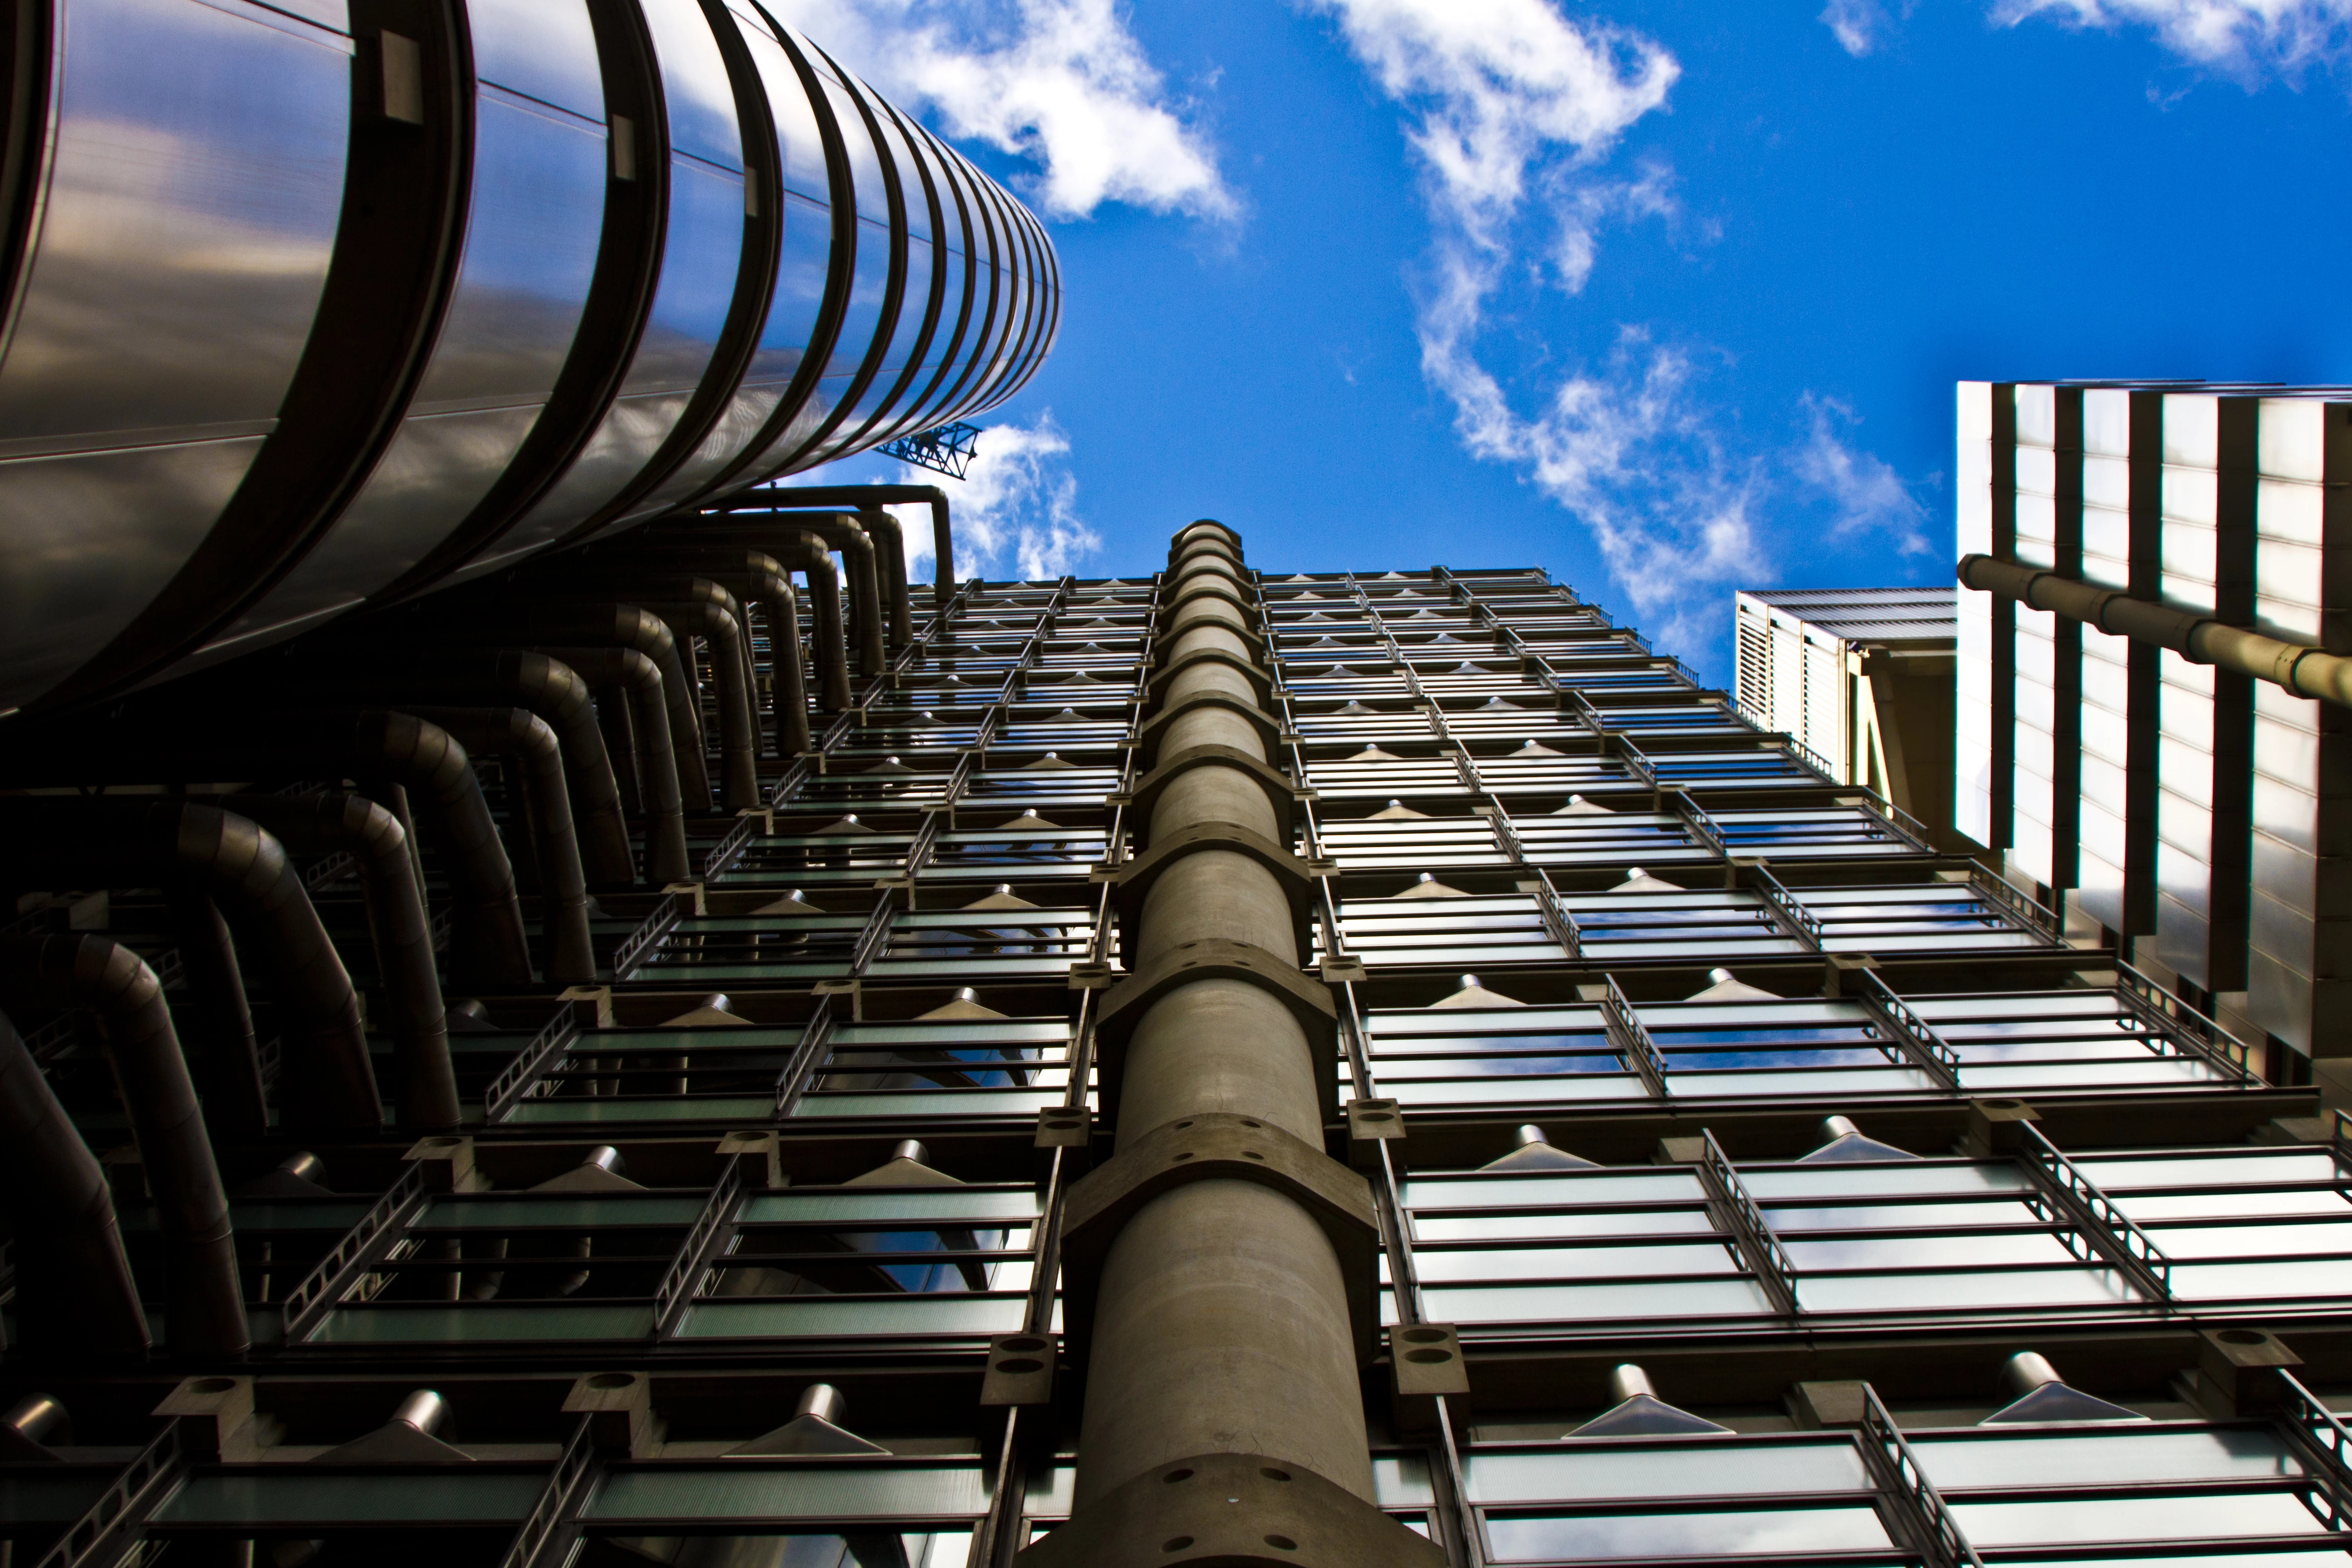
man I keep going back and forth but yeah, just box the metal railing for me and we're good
[36,1419,187,1568]
[701,812,758,880]
[849,892,897,976]
[1698,1129,1799,1316]
[1601,975,1670,1097]
[2020,1123,2173,1299]
[2114,962,2256,1085]
[1858,1384,1983,1568]
[301,850,358,892]
[772,993,836,1117]
[495,1415,598,1568]
[652,1156,745,1336]
[484,1008,583,1125]
[1752,864,1824,951]
[611,894,681,981]
[2279,1368,2352,1532]
[280,1161,428,1343]
[1529,866,1581,961]
[1859,971,1963,1088]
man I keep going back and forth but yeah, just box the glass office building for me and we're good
[1,511,2347,1568]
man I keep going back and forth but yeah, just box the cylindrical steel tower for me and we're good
[0,0,1057,715]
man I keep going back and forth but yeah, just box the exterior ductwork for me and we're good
[223,791,459,1130]
[637,587,763,811]
[0,1006,149,1357]
[285,649,638,888]
[0,798,381,1133]
[601,546,813,758]
[0,937,246,1357]
[412,707,598,986]
[774,514,887,677]
[684,526,853,713]
[540,647,691,883]
[162,887,266,1137]
[1022,522,1440,1567]
[741,483,952,610]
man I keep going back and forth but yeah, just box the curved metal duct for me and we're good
[683,527,852,712]
[0,936,246,1357]
[0,1006,149,1357]
[223,791,460,1129]
[0,709,534,990]
[0,798,382,1132]
[767,515,886,676]
[540,647,692,883]
[739,484,952,609]
[410,707,598,985]
[587,547,812,757]
[0,0,1058,718]
[162,887,267,1137]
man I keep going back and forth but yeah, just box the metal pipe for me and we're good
[223,791,459,1130]
[289,649,638,888]
[543,646,691,883]
[0,1005,148,1357]
[0,798,382,1133]
[431,603,714,816]
[412,707,597,985]
[637,586,763,810]
[1959,552,2352,707]
[774,514,886,676]
[597,545,813,756]
[162,886,266,1137]
[669,527,851,713]
[1068,521,1378,1517]
[743,483,953,608]
[0,936,245,1357]
[855,507,912,650]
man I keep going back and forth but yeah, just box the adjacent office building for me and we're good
[1952,381,2352,1083]
[1733,587,1960,847]
[4,5,2352,1559]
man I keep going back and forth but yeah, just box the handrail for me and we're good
[280,1161,427,1343]
[1616,736,1660,790]
[1858,1384,1984,1568]
[1601,974,1669,1097]
[1858,971,1963,1089]
[772,992,836,1116]
[850,891,897,977]
[701,811,758,880]
[35,1419,187,1568]
[652,1155,745,1336]
[484,1008,583,1124]
[495,1414,598,1568]
[1698,1129,1799,1316]
[611,893,681,981]
[1965,866,2061,945]
[1673,793,1730,858]
[2019,1123,2173,1299]
[1530,865,1581,960]
[2278,1368,2352,1532]
[2113,961,2256,1085]
[301,849,359,892]
[1752,864,1824,951]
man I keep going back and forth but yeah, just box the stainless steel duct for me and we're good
[162,887,266,1137]
[743,483,951,610]
[768,514,887,676]
[680,527,853,713]
[411,708,597,986]
[541,647,691,884]
[593,546,813,757]
[0,798,381,1132]
[0,1005,148,1357]
[223,791,459,1129]
[0,936,245,1357]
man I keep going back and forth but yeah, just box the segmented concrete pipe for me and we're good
[1056,523,1387,1540]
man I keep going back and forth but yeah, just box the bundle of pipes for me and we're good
[0,495,926,1352]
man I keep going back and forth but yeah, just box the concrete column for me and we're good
[1071,522,1375,1506]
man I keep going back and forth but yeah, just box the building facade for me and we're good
[1953,381,2352,1080]
[0,513,2345,1567]
[1733,587,1958,843]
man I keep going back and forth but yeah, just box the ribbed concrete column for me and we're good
[1024,524,1440,1567]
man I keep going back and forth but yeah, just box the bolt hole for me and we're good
[1982,1099,2022,1110]
[1161,1538,1193,1553]
[2220,1329,2270,1345]
[189,1378,237,1394]
[994,1359,1044,1374]
[1358,1111,1396,1123]
[1259,1467,1291,1482]
[1240,1119,1261,1129]
[1173,1120,1194,1130]
[1401,1328,1448,1344]
[1243,1150,1264,1161]
[1406,1348,1455,1364]
[588,1373,635,1389]
[1163,1469,1194,1485]
[1000,1336,1048,1352]
[1264,1535,1298,1552]
[1173,1152,1195,1162]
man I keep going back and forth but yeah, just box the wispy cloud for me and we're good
[1820,0,1902,55]
[1791,396,1931,556]
[766,0,1233,220]
[877,414,1102,583]
[1995,0,2352,77]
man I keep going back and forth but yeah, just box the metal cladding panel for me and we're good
[201,60,610,652]
[0,0,349,711]
[1954,381,2001,848]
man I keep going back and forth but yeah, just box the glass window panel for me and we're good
[1913,1429,2304,1489]
[1484,1505,1891,1561]
[1950,1492,2327,1548]
[1465,1440,1869,1501]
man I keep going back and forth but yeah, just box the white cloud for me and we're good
[880,414,1102,583]
[1791,396,1931,556]
[1821,0,1900,55]
[1998,0,2352,76]
[765,0,1232,220]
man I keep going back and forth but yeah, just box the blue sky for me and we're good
[778,0,2352,681]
